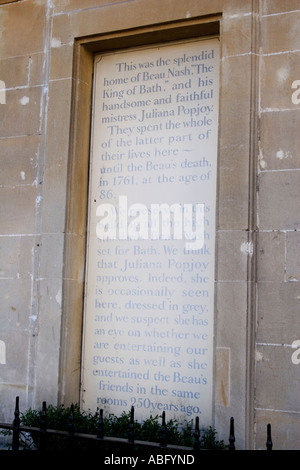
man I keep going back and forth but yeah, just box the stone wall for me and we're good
[0,0,299,449]
[254,0,300,450]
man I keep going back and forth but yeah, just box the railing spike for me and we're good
[39,401,47,450]
[97,409,104,439]
[229,417,235,450]
[128,406,134,443]
[5,396,276,451]
[67,403,75,449]
[160,411,167,448]
[193,416,200,451]
[266,423,273,450]
[12,396,20,451]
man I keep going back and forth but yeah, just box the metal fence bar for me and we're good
[67,403,75,450]
[97,408,104,440]
[12,396,20,451]
[39,401,47,451]
[193,416,200,451]
[266,423,273,451]
[0,396,273,450]
[160,410,166,448]
[228,417,235,450]
[128,406,134,444]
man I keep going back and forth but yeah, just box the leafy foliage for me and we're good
[17,404,226,450]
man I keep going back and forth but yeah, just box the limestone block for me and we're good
[218,55,251,230]
[44,79,73,164]
[0,235,33,280]
[0,384,27,424]
[0,330,30,384]
[51,0,224,45]
[0,55,29,89]
[28,52,46,87]
[33,278,63,405]
[0,278,32,330]
[223,0,252,16]
[215,347,230,407]
[41,79,72,234]
[261,12,300,54]
[0,87,43,138]
[40,169,68,235]
[261,0,300,15]
[0,185,38,235]
[286,231,300,282]
[259,110,300,170]
[38,233,64,280]
[255,408,300,450]
[215,281,248,449]
[215,282,247,373]
[258,171,300,230]
[49,44,74,81]
[260,52,300,111]
[217,142,250,230]
[257,231,285,281]
[222,12,252,57]
[0,0,46,59]
[216,231,249,281]
[257,282,300,344]
[0,135,41,187]
[255,344,300,411]
[53,0,131,15]
[219,56,251,147]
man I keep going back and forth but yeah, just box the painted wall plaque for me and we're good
[81,38,220,426]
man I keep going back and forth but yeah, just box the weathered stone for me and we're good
[255,408,300,450]
[260,52,300,111]
[257,282,300,344]
[256,344,300,411]
[286,231,300,282]
[259,110,300,170]
[0,135,41,187]
[257,231,285,282]
[0,185,38,235]
[0,87,43,137]
[261,12,300,54]
[258,171,300,230]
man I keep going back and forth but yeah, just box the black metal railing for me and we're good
[0,396,273,451]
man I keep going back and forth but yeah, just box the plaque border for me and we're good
[58,12,258,449]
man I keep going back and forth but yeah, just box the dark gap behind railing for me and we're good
[0,396,273,451]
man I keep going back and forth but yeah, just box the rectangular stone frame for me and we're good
[59,9,259,450]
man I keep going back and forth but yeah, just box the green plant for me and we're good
[17,404,226,450]
[200,426,226,450]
